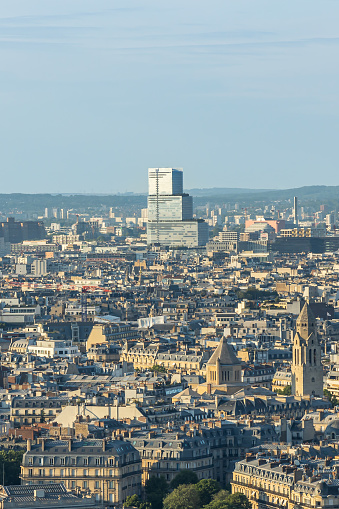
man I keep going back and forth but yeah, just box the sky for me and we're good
[0,0,339,194]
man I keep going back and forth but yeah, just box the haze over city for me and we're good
[1,0,339,193]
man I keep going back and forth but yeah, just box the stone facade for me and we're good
[20,439,141,505]
[291,303,323,397]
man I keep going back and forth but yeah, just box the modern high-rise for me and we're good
[147,168,208,247]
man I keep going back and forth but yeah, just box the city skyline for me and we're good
[1,1,339,193]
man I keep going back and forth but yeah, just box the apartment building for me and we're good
[232,456,339,509]
[10,396,68,427]
[128,431,213,484]
[21,438,142,505]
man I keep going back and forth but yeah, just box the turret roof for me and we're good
[207,336,240,366]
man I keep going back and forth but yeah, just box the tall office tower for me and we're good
[147,168,208,247]
[293,196,298,226]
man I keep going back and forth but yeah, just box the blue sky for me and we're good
[1,0,339,193]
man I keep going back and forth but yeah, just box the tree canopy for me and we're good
[205,492,252,509]
[196,479,220,506]
[170,470,199,489]
[0,450,24,485]
[145,475,169,509]
[163,484,201,509]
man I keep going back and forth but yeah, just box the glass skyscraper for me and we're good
[147,168,208,247]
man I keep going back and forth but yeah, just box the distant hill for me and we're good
[0,186,338,217]
[190,185,339,204]
[186,187,273,196]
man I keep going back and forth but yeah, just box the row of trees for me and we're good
[125,471,251,509]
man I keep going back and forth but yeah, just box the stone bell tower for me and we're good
[291,302,323,398]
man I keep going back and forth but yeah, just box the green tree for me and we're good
[204,489,230,509]
[275,385,292,396]
[196,479,220,506]
[324,389,339,407]
[163,484,200,509]
[126,494,142,507]
[205,492,251,509]
[170,470,199,489]
[225,493,251,509]
[0,450,24,485]
[145,476,169,509]
[150,365,167,373]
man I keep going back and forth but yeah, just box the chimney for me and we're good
[68,439,72,452]
[102,439,106,452]
[27,439,31,452]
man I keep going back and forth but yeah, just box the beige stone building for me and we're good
[86,323,138,350]
[121,343,208,374]
[128,431,213,484]
[291,303,323,397]
[194,336,244,395]
[20,438,141,505]
[232,456,339,509]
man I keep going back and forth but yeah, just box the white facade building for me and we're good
[0,304,41,324]
[147,168,208,247]
[28,338,80,359]
[148,168,183,195]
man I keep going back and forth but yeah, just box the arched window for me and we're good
[309,349,312,365]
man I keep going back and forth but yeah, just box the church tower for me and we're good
[291,303,323,397]
[206,336,242,386]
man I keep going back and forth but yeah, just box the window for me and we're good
[95,481,100,489]
[95,458,100,465]
[49,458,54,465]
[60,458,65,465]
[83,458,88,466]
[83,481,88,489]
[28,457,33,465]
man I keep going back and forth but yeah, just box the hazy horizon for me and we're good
[1,1,339,193]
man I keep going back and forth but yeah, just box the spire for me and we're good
[296,302,316,341]
[297,302,315,327]
[207,336,240,366]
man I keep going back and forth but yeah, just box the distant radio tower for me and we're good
[293,196,298,226]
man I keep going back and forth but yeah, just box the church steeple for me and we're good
[296,302,316,340]
[291,303,323,398]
